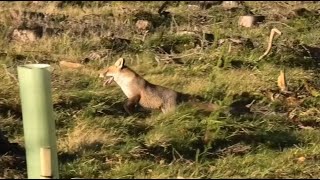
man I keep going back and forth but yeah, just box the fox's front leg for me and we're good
[123,95,141,115]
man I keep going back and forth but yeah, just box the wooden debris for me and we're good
[135,20,152,32]
[277,70,288,92]
[59,61,84,69]
[238,16,256,28]
[239,15,265,27]
[222,1,240,10]
[40,147,52,179]
[258,28,282,60]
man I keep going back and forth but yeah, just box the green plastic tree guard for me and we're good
[17,64,59,179]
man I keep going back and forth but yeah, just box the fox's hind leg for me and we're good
[161,101,176,114]
[124,95,140,115]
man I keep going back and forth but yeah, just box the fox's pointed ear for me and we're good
[115,58,125,69]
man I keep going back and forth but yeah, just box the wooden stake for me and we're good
[40,147,52,179]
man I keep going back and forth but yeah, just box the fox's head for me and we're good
[99,58,125,86]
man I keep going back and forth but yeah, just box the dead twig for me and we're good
[258,28,282,60]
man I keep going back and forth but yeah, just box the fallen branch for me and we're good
[258,28,282,60]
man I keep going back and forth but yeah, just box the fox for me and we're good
[99,58,218,114]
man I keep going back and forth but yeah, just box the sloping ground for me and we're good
[1,1,320,178]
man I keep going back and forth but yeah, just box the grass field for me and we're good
[1,1,320,178]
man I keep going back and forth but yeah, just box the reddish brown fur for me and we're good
[99,58,217,114]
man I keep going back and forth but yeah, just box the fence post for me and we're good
[17,64,59,179]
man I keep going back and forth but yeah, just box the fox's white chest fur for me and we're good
[113,74,137,98]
